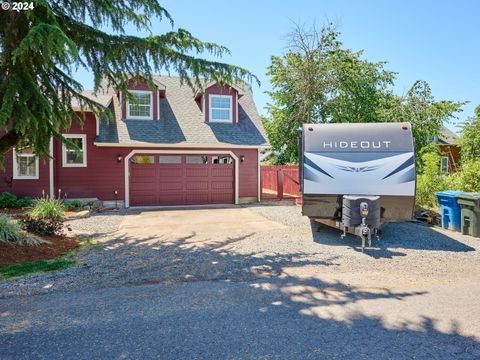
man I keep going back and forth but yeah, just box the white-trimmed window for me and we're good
[13,148,39,180]
[440,156,449,173]
[127,90,153,120]
[209,95,232,122]
[63,134,87,167]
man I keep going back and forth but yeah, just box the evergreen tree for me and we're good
[0,0,257,157]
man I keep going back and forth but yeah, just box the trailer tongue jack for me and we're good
[339,196,381,251]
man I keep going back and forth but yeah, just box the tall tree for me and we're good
[263,23,463,165]
[459,105,480,162]
[0,0,257,157]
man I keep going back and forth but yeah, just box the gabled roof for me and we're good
[438,126,459,145]
[91,75,267,148]
[194,81,245,100]
[71,88,114,111]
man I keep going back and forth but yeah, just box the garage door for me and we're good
[129,154,234,206]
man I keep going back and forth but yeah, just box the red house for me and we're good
[436,127,461,173]
[0,76,268,207]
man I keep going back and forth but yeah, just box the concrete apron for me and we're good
[117,207,287,240]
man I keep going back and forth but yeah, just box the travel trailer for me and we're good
[298,122,416,250]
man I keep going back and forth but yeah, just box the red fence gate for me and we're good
[261,165,300,200]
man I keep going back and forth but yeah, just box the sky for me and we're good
[75,0,480,133]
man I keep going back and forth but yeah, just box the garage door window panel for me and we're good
[159,155,182,164]
[131,155,155,164]
[212,156,233,164]
[186,156,208,164]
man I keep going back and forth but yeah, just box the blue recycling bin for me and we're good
[435,190,464,231]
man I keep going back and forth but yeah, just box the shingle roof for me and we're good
[92,75,268,147]
[71,89,113,109]
[438,126,459,145]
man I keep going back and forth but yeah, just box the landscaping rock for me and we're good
[64,209,91,220]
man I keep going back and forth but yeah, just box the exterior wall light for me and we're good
[240,155,245,162]
[117,155,123,162]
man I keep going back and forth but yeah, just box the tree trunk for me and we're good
[0,130,20,156]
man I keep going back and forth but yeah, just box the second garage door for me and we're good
[129,154,234,206]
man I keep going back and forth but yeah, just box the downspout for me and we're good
[49,138,54,198]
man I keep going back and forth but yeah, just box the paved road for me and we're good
[1,276,480,359]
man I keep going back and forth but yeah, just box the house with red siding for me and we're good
[0,76,268,207]
[436,127,461,173]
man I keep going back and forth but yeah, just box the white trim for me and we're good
[49,138,54,197]
[62,134,87,167]
[440,156,449,173]
[126,90,153,120]
[235,92,239,123]
[124,149,239,208]
[203,96,206,121]
[94,142,269,149]
[157,89,160,121]
[209,94,233,123]
[195,81,244,98]
[257,148,261,202]
[12,148,39,180]
[94,114,100,136]
[119,92,123,118]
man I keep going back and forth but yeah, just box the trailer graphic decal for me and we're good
[303,151,415,196]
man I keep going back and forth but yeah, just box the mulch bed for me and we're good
[0,234,82,267]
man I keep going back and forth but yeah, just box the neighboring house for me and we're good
[0,76,268,207]
[433,127,461,173]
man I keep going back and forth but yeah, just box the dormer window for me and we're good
[209,95,232,123]
[127,90,153,120]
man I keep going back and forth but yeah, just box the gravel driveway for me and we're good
[1,202,480,358]
[1,203,479,297]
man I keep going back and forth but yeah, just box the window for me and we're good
[186,156,208,164]
[13,148,39,180]
[127,91,153,119]
[440,156,449,174]
[212,156,233,164]
[159,155,181,164]
[209,95,232,122]
[131,155,155,164]
[62,134,87,167]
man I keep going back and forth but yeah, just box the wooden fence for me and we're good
[261,165,300,200]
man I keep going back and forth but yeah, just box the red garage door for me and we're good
[129,154,234,206]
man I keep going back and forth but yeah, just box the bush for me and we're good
[0,215,23,244]
[16,197,33,208]
[19,216,64,236]
[416,152,446,208]
[64,199,83,211]
[0,192,18,208]
[30,198,64,220]
[456,160,480,192]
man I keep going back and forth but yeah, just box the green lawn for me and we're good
[0,258,76,279]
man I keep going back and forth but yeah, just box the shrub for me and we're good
[457,160,480,192]
[30,197,64,220]
[16,197,33,208]
[0,192,18,208]
[0,215,23,244]
[416,152,446,208]
[19,216,64,236]
[64,199,83,211]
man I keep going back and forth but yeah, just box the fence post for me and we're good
[277,169,284,200]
